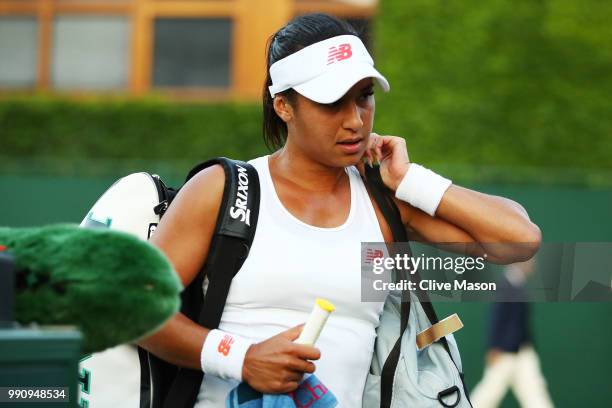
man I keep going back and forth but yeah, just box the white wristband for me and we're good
[395,164,452,217]
[200,329,253,381]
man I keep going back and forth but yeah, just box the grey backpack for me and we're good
[363,166,472,408]
[363,290,470,407]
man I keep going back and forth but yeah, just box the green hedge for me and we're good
[374,0,612,171]
[2,0,612,185]
[0,97,269,179]
[0,97,265,161]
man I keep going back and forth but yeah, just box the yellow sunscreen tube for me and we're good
[295,298,335,346]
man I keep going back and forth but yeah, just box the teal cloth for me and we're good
[226,375,338,408]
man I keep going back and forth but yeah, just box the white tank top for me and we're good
[196,155,386,407]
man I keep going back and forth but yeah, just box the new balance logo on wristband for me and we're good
[327,43,352,65]
[203,330,253,382]
[218,334,234,356]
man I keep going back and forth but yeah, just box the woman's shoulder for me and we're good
[247,155,269,173]
[177,155,267,213]
[173,164,226,217]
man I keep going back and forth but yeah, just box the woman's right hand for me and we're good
[242,325,321,394]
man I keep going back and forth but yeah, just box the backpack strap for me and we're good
[190,158,260,329]
[139,158,260,408]
[363,164,460,408]
[363,165,408,408]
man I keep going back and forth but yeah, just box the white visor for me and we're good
[268,35,390,104]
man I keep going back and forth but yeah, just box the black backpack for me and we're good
[138,157,260,408]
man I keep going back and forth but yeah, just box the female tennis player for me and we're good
[139,13,541,407]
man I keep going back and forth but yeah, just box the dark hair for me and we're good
[262,13,364,150]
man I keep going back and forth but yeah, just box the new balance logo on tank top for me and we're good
[196,156,388,407]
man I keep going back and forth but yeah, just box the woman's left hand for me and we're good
[363,135,541,263]
[364,133,411,191]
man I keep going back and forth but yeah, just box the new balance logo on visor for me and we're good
[327,43,352,65]
[217,334,234,356]
[268,35,390,102]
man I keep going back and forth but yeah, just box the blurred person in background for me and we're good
[471,258,554,408]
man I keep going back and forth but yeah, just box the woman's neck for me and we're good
[269,144,348,194]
